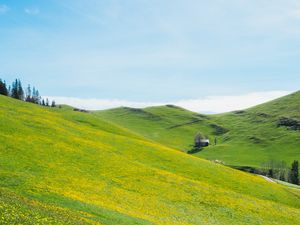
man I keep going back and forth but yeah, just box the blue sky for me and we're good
[0,0,299,112]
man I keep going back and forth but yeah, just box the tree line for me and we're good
[260,160,299,185]
[0,78,56,107]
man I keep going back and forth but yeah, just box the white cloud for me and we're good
[45,97,161,110]
[175,91,292,113]
[0,4,9,14]
[24,7,40,15]
[45,91,292,114]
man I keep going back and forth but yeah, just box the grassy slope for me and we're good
[96,105,215,151]
[97,91,300,167]
[200,91,300,167]
[1,96,300,224]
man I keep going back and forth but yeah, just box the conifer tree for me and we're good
[35,89,41,104]
[17,79,24,100]
[11,79,18,99]
[31,87,41,104]
[3,78,55,106]
[25,84,32,102]
[11,79,24,100]
[290,160,299,185]
[8,85,11,96]
[32,87,37,103]
[0,79,8,96]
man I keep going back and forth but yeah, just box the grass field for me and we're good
[97,91,300,168]
[1,94,300,224]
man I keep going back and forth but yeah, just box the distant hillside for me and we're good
[202,91,300,167]
[96,105,213,151]
[97,91,300,167]
[1,95,300,224]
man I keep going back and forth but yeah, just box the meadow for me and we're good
[97,91,300,168]
[1,94,300,224]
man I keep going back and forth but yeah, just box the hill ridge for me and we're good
[1,93,300,224]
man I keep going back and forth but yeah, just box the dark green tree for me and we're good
[11,79,24,100]
[32,87,37,103]
[3,78,54,107]
[11,79,19,99]
[0,79,8,96]
[290,160,299,185]
[25,84,32,102]
[8,85,11,96]
[35,89,41,104]
[17,79,24,100]
[31,87,41,104]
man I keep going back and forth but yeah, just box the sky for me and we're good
[0,0,299,113]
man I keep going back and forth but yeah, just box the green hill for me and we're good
[1,95,300,224]
[201,91,300,167]
[97,91,300,168]
[96,105,214,151]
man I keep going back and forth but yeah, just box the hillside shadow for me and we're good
[187,147,203,154]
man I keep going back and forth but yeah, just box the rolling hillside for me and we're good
[202,91,300,167]
[97,91,300,167]
[1,95,300,224]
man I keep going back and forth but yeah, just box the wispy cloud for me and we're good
[174,91,292,113]
[24,7,40,15]
[0,4,9,14]
[45,91,292,114]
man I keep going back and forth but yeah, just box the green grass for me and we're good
[1,95,300,224]
[273,179,300,189]
[96,105,215,152]
[97,91,300,168]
